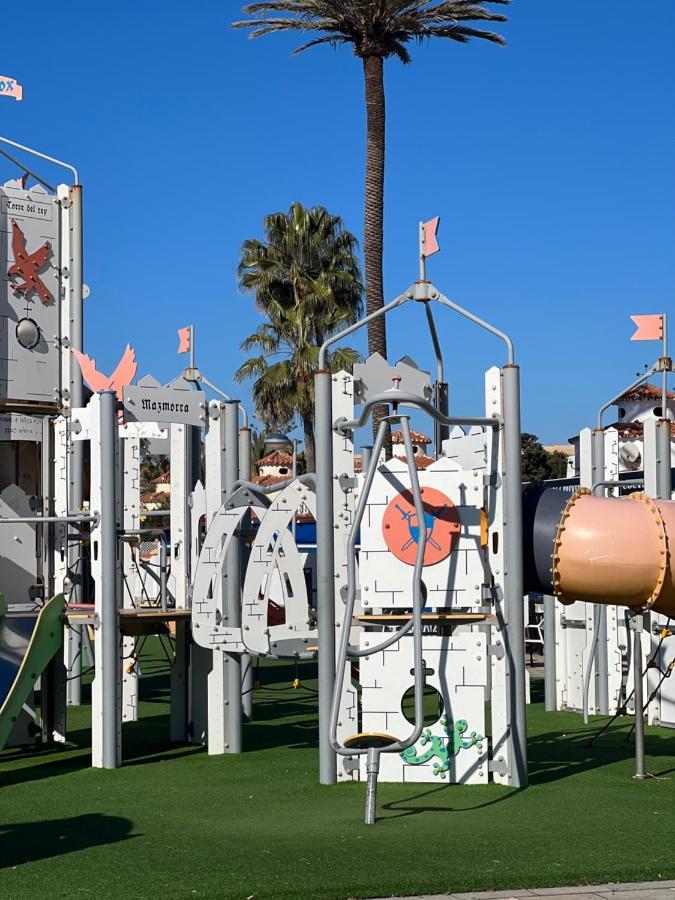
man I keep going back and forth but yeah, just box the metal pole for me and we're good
[591,429,609,715]
[315,370,336,784]
[543,594,557,712]
[99,391,119,769]
[238,426,253,721]
[292,439,297,540]
[502,364,528,787]
[661,313,668,418]
[631,613,646,780]
[224,401,242,753]
[360,445,372,472]
[656,419,671,500]
[189,324,196,372]
[68,183,84,705]
[159,538,168,612]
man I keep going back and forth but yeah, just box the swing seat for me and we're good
[343,732,397,750]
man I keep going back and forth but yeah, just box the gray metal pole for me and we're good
[656,418,671,500]
[543,594,557,712]
[224,401,242,752]
[99,391,119,769]
[238,426,253,721]
[502,364,528,787]
[315,370,337,785]
[632,614,646,780]
[435,382,450,457]
[159,538,168,612]
[591,428,609,715]
[68,183,84,704]
[360,445,372,472]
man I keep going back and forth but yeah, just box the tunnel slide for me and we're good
[523,488,675,615]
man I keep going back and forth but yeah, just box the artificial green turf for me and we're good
[2,652,675,900]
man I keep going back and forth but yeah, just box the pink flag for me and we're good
[630,314,663,342]
[423,217,441,257]
[177,326,191,354]
[0,77,23,101]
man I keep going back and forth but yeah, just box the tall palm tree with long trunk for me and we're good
[233,1,509,380]
[236,203,363,471]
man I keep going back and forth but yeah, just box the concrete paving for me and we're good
[378,880,675,900]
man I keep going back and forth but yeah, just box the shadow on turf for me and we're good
[0,813,137,868]
[378,721,675,820]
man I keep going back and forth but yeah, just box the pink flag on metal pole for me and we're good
[177,326,191,354]
[0,77,23,101]
[423,217,441,257]
[630,314,663,341]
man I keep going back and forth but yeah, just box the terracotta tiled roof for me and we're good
[607,420,675,439]
[617,384,675,403]
[256,450,293,468]
[391,429,432,445]
[141,491,167,504]
[397,454,435,470]
[354,455,362,474]
[153,472,170,485]
[252,474,291,487]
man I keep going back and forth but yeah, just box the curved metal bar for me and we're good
[0,146,56,192]
[335,392,499,435]
[200,376,249,428]
[582,607,607,726]
[0,135,79,184]
[596,364,659,431]
[318,293,409,370]
[329,417,427,758]
[435,292,515,365]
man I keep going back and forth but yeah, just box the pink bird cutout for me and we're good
[72,344,138,399]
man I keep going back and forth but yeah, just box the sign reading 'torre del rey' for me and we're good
[122,383,206,427]
[0,180,62,405]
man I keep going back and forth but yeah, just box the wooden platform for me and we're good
[65,607,191,636]
[355,613,494,624]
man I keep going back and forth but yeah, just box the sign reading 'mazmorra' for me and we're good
[123,384,206,427]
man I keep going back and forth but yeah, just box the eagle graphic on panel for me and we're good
[7,220,53,303]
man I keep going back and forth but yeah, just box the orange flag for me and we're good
[630,315,663,342]
[423,217,440,257]
[177,326,191,354]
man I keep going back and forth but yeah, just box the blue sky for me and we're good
[2,1,673,444]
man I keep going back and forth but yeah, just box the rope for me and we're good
[589,617,672,746]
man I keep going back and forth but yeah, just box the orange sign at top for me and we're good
[382,487,460,567]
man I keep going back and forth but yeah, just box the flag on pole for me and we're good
[630,314,663,342]
[422,217,441,258]
[0,77,23,101]
[177,326,191,354]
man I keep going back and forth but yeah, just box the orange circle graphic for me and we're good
[382,487,460,567]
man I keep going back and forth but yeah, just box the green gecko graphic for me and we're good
[400,715,484,778]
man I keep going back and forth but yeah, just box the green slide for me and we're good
[0,593,66,751]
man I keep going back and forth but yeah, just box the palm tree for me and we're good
[233,1,509,363]
[236,202,363,471]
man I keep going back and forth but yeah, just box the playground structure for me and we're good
[0,136,674,825]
